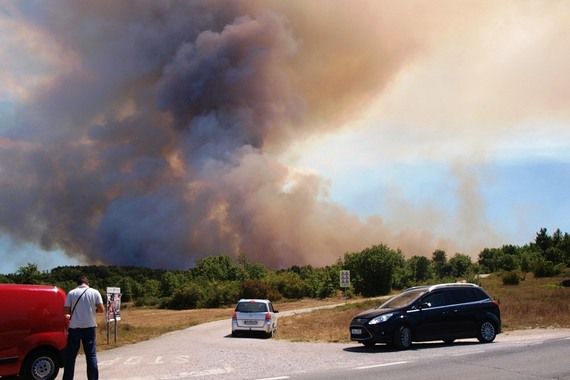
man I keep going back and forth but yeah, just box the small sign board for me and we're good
[340,270,350,288]
[106,287,121,322]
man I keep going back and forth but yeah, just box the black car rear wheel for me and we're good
[393,325,412,350]
[477,320,497,343]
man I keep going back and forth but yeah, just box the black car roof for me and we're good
[404,283,481,293]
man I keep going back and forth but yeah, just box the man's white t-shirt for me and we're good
[65,284,104,329]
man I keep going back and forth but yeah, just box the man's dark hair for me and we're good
[76,274,89,285]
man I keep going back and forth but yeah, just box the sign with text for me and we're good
[106,287,121,322]
[339,270,350,288]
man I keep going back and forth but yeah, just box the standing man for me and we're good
[63,274,104,380]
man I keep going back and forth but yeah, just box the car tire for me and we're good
[393,325,412,350]
[21,350,59,380]
[477,320,497,343]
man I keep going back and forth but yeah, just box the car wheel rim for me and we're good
[481,322,495,342]
[32,357,55,380]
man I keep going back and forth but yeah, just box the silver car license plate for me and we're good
[351,328,362,335]
[244,320,258,325]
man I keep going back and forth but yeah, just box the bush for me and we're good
[239,279,281,301]
[270,272,310,299]
[134,296,161,307]
[502,271,520,285]
[198,281,240,308]
[533,259,561,277]
[164,283,203,309]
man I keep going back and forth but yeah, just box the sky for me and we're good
[0,0,569,274]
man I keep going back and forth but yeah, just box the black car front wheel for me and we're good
[393,325,412,350]
[477,320,497,343]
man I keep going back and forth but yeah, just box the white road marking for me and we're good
[452,350,486,356]
[354,361,408,370]
[124,356,143,365]
[253,377,290,380]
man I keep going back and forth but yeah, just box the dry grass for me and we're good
[480,273,570,330]
[275,272,570,343]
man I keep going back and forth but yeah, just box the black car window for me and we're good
[446,289,468,304]
[236,302,268,313]
[421,292,446,308]
[471,288,489,301]
[446,288,485,304]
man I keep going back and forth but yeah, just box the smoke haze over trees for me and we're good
[2,228,568,309]
[2,1,570,270]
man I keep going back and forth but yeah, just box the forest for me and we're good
[2,228,569,309]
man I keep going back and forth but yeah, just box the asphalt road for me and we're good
[56,317,570,380]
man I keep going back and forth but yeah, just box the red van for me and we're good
[0,284,68,380]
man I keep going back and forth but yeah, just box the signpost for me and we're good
[106,287,121,344]
[340,270,350,288]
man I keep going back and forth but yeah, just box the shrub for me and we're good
[165,283,203,309]
[502,271,520,286]
[270,272,310,299]
[198,281,240,308]
[239,279,281,301]
[533,259,561,277]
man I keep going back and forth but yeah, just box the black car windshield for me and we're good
[378,289,428,309]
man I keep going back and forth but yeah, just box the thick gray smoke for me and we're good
[0,1,421,268]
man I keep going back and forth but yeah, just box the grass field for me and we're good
[95,272,569,350]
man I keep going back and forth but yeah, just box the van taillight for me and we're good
[232,311,237,320]
[265,312,271,321]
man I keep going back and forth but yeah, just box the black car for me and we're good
[350,283,501,349]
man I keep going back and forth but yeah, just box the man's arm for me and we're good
[96,303,105,313]
[64,306,71,319]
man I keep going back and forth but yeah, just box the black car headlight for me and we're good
[368,313,394,325]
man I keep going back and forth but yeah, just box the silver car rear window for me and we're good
[236,302,268,313]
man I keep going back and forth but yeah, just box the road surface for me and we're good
[56,315,570,380]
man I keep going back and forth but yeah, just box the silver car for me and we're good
[231,299,278,338]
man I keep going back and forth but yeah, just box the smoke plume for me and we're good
[1,0,506,268]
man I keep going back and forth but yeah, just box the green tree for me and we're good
[194,255,239,281]
[344,244,404,296]
[448,253,472,278]
[15,263,44,284]
[159,272,182,297]
[478,248,502,273]
[535,228,552,252]
[432,250,450,278]
[407,256,432,282]
[237,255,268,280]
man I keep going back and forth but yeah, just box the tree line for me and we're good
[1,228,568,308]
